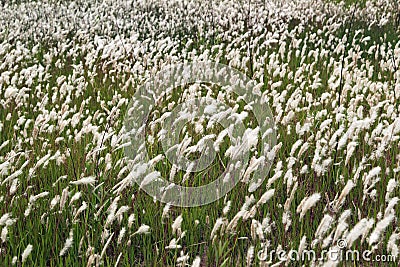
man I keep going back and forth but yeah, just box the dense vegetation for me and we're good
[0,0,400,266]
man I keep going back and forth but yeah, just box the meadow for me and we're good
[0,0,400,266]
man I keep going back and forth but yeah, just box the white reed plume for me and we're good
[284,182,298,212]
[346,218,374,247]
[59,187,69,211]
[73,201,87,221]
[333,210,351,243]
[172,215,183,236]
[60,229,74,256]
[191,256,201,267]
[105,196,120,227]
[115,206,130,223]
[0,213,16,226]
[315,214,334,240]
[127,214,135,229]
[387,232,400,258]
[117,228,126,244]
[384,197,399,218]
[69,192,81,205]
[222,201,231,215]
[246,245,254,267]
[70,176,96,186]
[210,218,227,240]
[140,171,161,188]
[298,236,307,255]
[133,224,150,235]
[369,213,395,245]
[29,192,49,203]
[385,179,398,202]
[1,226,8,243]
[345,141,357,166]
[297,193,321,220]
[100,232,114,260]
[165,238,182,250]
[256,189,275,207]
[21,244,33,263]
[162,203,171,220]
[334,180,355,212]
[251,219,264,241]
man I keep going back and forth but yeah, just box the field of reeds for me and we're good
[0,0,400,266]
